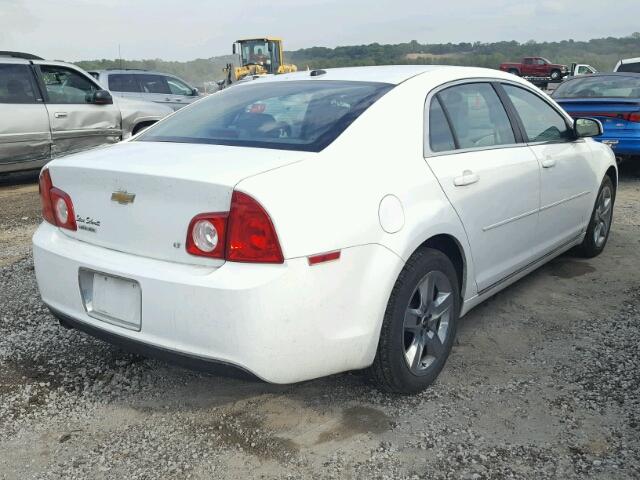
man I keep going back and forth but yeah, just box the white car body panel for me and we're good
[32,65,617,383]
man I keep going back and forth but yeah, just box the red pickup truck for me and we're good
[499,57,569,80]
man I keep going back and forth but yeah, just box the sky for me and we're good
[1,0,639,62]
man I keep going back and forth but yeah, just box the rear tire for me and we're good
[368,248,460,394]
[575,176,614,258]
[508,68,520,76]
[550,69,561,81]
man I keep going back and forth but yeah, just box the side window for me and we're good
[428,97,456,152]
[40,65,98,104]
[108,74,141,93]
[139,75,170,94]
[436,83,516,150]
[535,59,545,65]
[166,77,192,96]
[524,58,533,65]
[502,84,572,143]
[0,64,38,103]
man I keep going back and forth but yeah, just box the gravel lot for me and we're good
[0,166,638,479]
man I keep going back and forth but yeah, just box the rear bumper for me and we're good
[33,222,403,383]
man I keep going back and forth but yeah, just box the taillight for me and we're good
[226,191,284,264]
[627,112,640,123]
[570,111,640,122]
[186,191,284,264]
[39,169,55,225]
[39,169,77,230]
[185,213,227,259]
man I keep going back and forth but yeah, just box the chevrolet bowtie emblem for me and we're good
[111,190,136,205]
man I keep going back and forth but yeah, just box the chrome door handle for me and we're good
[54,112,67,118]
[542,158,556,168]
[453,170,479,187]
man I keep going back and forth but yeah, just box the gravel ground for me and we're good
[0,166,639,479]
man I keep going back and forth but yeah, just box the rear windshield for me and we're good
[617,62,640,73]
[137,80,393,152]
[553,75,640,99]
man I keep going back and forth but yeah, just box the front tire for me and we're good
[576,176,614,258]
[508,68,520,76]
[368,248,460,394]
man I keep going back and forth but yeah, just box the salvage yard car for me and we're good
[89,69,201,111]
[0,52,172,174]
[553,72,640,162]
[33,65,617,393]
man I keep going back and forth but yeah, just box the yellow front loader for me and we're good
[221,37,297,88]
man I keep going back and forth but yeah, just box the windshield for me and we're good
[137,80,393,152]
[553,75,640,99]
[240,40,277,73]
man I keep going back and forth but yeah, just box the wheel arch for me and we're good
[412,233,468,299]
[605,165,617,193]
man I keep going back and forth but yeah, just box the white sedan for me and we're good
[33,66,617,393]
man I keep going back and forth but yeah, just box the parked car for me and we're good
[0,52,172,174]
[569,63,598,77]
[553,73,640,162]
[614,57,640,73]
[33,65,616,393]
[500,57,569,80]
[89,69,201,111]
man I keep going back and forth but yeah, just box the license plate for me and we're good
[79,269,141,330]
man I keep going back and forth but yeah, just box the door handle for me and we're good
[54,112,68,118]
[542,157,556,168]
[453,170,479,187]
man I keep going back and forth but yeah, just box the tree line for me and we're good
[74,34,640,89]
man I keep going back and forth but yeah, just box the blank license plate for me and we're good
[80,270,141,330]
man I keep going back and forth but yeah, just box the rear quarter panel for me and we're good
[235,70,479,301]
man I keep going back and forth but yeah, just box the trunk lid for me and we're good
[48,141,308,266]
[558,98,640,134]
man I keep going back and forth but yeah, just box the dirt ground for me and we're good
[0,165,638,479]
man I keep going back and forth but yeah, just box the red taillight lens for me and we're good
[186,213,227,259]
[38,169,77,230]
[226,191,284,264]
[39,169,55,225]
[627,112,640,123]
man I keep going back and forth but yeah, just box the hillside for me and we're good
[74,34,640,89]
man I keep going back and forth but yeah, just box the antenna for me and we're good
[118,44,123,69]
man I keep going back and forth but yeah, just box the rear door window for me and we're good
[434,83,516,150]
[428,97,456,152]
[108,74,141,93]
[0,64,38,103]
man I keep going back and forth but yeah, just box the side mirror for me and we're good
[232,43,237,55]
[191,87,199,96]
[574,117,603,138]
[93,89,113,105]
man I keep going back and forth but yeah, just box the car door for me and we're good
[501,83,593,254]
[137,74,180,110]
[36,63,121,157]
[425,82,541,292]
[106,73,143,100]
[164,75,197,109]
[0,62,51,172]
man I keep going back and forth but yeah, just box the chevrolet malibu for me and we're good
[33,66,617,393]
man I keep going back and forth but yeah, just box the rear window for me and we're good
[108,74,141,92]
[137,80,393,152]
[553,75,640,99]
[616,62,640,73]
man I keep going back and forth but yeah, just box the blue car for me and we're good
[553,73,640,161]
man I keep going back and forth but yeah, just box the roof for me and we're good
[618,57,640,64]
[243,65,517,86]
[0,51,43,60]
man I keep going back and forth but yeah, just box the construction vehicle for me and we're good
[220,38,297,88]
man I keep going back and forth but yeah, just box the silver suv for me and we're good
[89,69,201,111]
[0,52,172,174]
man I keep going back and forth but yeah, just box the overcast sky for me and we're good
[1,0,638,61]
